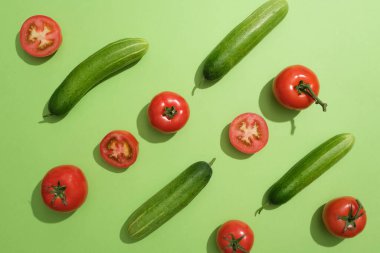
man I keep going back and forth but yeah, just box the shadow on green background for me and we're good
[258,78,300,135]
[30,181,73,223]
[206,226,219,253]
[136,103,175,143]
[220,124,253,160]
[310,204,344,247]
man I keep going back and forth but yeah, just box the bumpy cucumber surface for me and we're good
[267,133,355,206]
[202,0,288,81]
[125,160,213,241]
[47,38,148,116]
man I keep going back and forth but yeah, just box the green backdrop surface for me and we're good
[1,0,379,252]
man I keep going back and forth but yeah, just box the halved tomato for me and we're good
[19,15,62,57]
[99,130,139,169]
[229,113,269,154]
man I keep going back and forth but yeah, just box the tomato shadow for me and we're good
[192,59,219,95]
[310,204,344,247]
[220,124,253,160]
[258,78,300,135]
[136,103,175,143]
[30,180,74,223]
[15,33,54,65]
[206,226,220,253]
[92,143,126,173]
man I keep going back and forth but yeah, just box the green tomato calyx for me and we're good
[338,199,365,233]
[223,233,248,253]
[49,181,68,206]
[295,80,327,112]
[163,106,177,119]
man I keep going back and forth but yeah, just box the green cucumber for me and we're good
[202,0,288,81]
[47,38,148,116]
[257,133,355,214]
[125,159,214,241]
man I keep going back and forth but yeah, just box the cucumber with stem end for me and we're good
[256,133,355,215]
[46,38,148,116]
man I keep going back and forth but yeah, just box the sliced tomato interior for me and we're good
[19,15,62,57]
[106,138,132,163]
[229,113,269,154]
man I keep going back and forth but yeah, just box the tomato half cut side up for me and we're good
[99,130,139,169]
[19,15,62,57]
[229,113,269,154]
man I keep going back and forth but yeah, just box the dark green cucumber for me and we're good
[47,38,148,116]
[125,160,214,241]
[258,133,355,213]
[202,0,288,81]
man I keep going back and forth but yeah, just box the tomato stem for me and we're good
[163,106,177,119]
[223,233,248,253]
[337,199,365,233]
[49,181,68,206]
[295,80,327,112]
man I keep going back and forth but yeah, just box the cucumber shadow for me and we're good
[255,185,280,216]
[220,124,253,160]
[310,204,344,247]
[136,103,175,143]
[15,33,54,65]
[192,59,220,95]
[206,226,220,253]
[30,180,74,223]
[258,78,300,135]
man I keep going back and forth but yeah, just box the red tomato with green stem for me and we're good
[99,130,139,169]
[41,165,88,212]
[229,113,269,154]
[273,65,327,111]
[19,15,62,57]
[322,196,367,238]
[148,91,190,133]
[216,220,254,253]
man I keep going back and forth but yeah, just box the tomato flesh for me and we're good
[99,130,138,169]
[229,113,269,154]
[19,15,62,57]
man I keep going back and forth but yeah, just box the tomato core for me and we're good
[238,121,260,145]
[107,138,132,162]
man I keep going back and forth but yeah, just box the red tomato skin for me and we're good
[322,196,367,238]
[19,15,62,57]
[99,130,139,169]
[41,165,88,212]
[148,91,190,133]
[229,113,269,154]
[273,65,320,110]
[216,220,254,253]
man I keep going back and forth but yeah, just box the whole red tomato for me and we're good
[272,65,327,111]
[216,220,254,253]
[148,91,190,133]
[41,165,88,212]
[99,130,139,169]
[322,196,367,238]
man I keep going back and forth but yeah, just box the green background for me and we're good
[1,0,379,252]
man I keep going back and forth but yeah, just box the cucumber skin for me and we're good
[48,38,148,116]
[125,161,212,241]
[202,0,288,81]
[268,133,355,205]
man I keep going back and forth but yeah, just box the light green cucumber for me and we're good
[257,133,355,214]
[202,0,288,81]
[47,38,148,116]
[125,160,214,241]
